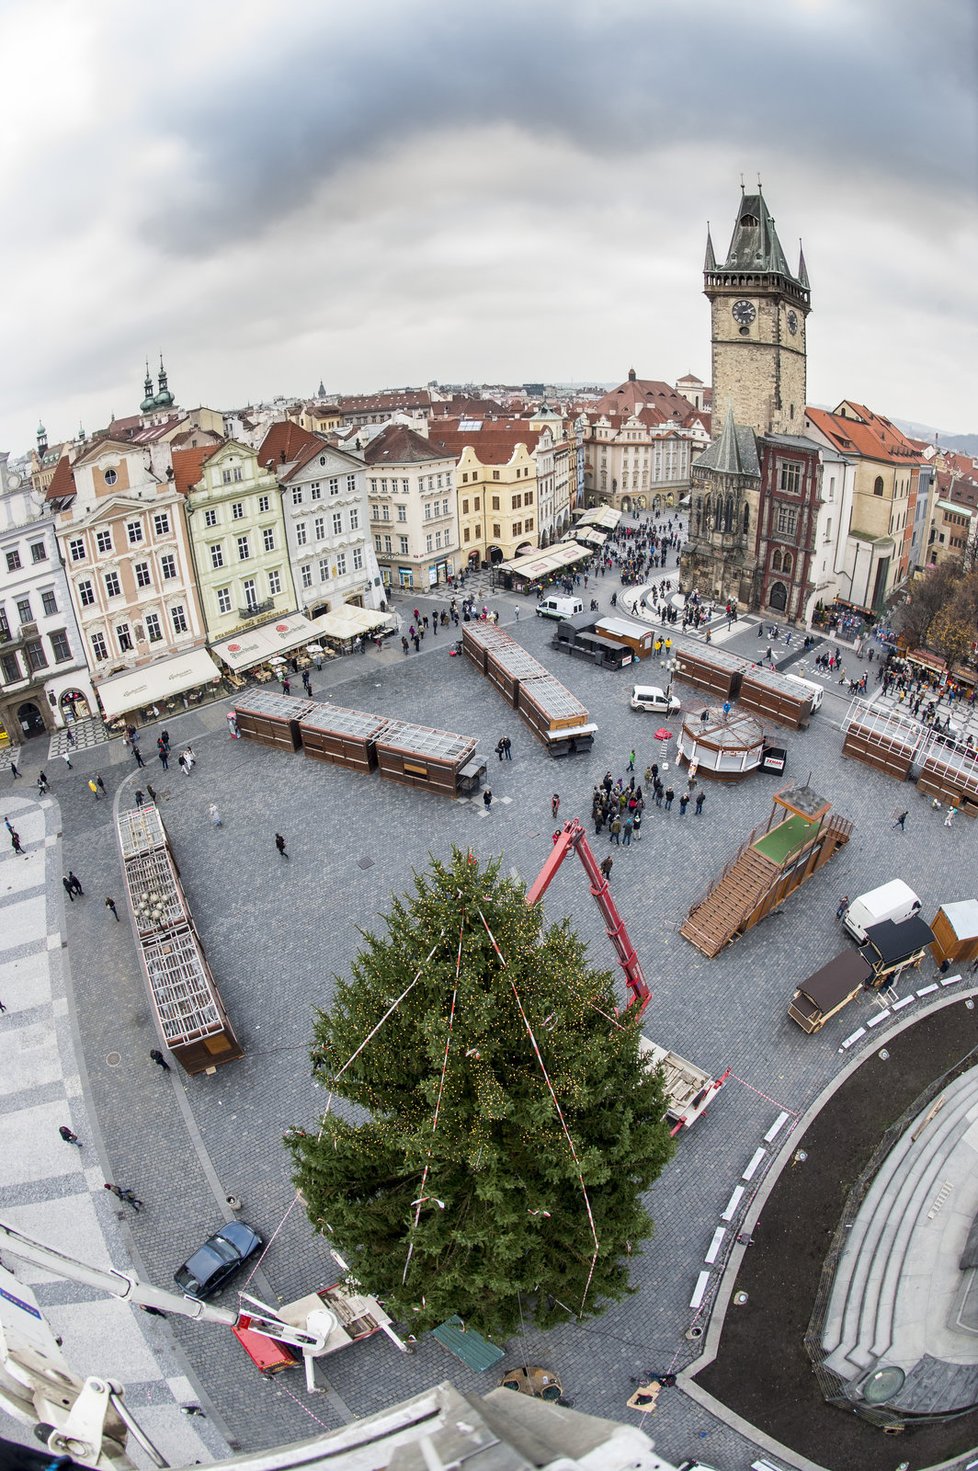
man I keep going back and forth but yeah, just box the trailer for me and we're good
[527,819,727,1131]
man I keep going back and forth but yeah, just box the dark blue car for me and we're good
[174,1221,262,1300]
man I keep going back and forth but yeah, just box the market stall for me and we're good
[233,690,315,751]
[299,705,390,773]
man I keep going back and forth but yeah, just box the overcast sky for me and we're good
[1,0,975,456]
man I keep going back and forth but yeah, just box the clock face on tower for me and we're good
[731,299,756,327]
[787,309,798,336]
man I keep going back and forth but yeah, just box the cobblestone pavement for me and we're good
[47,715,111,760]
[4,569,977,1470]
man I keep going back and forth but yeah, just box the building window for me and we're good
[329,477,339,496]
[232,501,245,520]
[263,528,275,552]
[397,505,407,522]
[374,537,382,554]
[493,523,501,538]
[96,529,113,554]
[236,536,250,561]
[399,536,409,555]
[268,569,282,595]
[78,579,95,607]
[462,499,469,515]
[104,571,121,598]
[30,541,48,564]
[491,496,500,511]
[204,508,218,527]
[69,538,85,562]
[216,586,232,614]
[210,544,224,569]
[424,504,431,521]
[525,517,534,532]
[25,640,48,672]
[117,623,133,652]
[347,475,357,494]
[525,491,533,506]
[513,522,522,537]
[332,552,344,576]
[135,562,151,588]
[50,630,71,663]
[384,535,393,554]
[775,505,797,537]
[145,612,162,642]
[161,554,177,579]
[492,470,500,481]
[463,526,470,543]
[298,561,312,590]
[314,516,325,541]
[442,500,449,517]
[1,650,22,683]
[258,494,270,512]
[90,631,108,662]
[295,522,307,546]
[153,512,170,536]
[381,505,390,521]
[512,494,522,510]
[41,590,58,617]
[103,468,117,487]
[292,487,303,506]
[779,462,802,494]
[349,507,359,531]
[127,521,144,545]
[873,475,884,496]
[170,605,188,634]
[243,577,258,610]
[425,534,433,553]
[352,546,363,571]
[310,482,322,500]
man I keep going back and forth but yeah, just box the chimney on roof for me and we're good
[280,449,287,462]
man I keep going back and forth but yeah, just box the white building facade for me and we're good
[280,442,385,616]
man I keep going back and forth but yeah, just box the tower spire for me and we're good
[704,223,716,272]
[797,239,810,290]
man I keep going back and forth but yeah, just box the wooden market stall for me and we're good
[299,705,389,773]
[233,690,316,751]
[739,665,815,729]
[594,616,654,659]
[676,707,766,781]
[461,621,516,674]
[374,720,485,797]
[117,807,242,1075]
[916,742,978,816]
[517,674,596,756]
[841,705,921,781]
[930,900,978,966]
[673,646,744,701]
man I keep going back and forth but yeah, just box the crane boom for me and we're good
[525,818,650,1015]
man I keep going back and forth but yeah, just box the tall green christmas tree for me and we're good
[286,848,675,1340]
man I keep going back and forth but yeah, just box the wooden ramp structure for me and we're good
[681,784,854,958]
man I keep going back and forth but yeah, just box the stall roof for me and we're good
[299,704,390,739]
[310,606,393,640]
[798,949,873,1008]
[141,926,224,1045]
[683,708,765,752]
[233,689,315,721]
[212,613,321,671]
[95,648,221,720]
[521,673,589,721]
[573,527,607,548]
[118,805,168,860]
[495,543,590,580]
[376,720,476,763]
[938,900,978,941]
[576,506,622,531]
[864,916,936,966]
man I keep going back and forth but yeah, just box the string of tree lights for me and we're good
[285,848,676,1340]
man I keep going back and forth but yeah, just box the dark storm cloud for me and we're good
[139,0,975,256]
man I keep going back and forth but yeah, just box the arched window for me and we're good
[769,581,788,612]
[694,497,702,536]
[783,553,793,576]
[873,476,884,497]
[724,496,733,532]
[772,550,782,572]
[743,503,750,535]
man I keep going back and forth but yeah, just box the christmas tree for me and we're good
[286,847,675,1340]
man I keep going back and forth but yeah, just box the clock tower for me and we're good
[705,185,810,437]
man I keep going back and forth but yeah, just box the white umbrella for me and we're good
[269,655,286,666]
[306,643,324,653]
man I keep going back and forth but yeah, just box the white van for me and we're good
[843,879,922,944]
[630,684,681,715]
[536,594,584,620]
[784,673,824,713]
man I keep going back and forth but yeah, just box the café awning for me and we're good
[310,605,394,640]
[211,612,321,671]
[95,648,222,720]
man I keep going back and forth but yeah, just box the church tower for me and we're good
[705,185,810,437]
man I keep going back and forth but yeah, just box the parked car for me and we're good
[174,1221,263,1300]
[630,684,681,715]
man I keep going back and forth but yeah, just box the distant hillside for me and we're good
[892,419,978,456]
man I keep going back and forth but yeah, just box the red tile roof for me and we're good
[593,375,700,424]
[428,422,542,464]
[45,454,76,503]
[363,423,448,466]
[170,446,219,496]
[805,404,922,465]
[257,419,323,469]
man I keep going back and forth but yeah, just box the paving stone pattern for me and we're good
[5,573,976,1469]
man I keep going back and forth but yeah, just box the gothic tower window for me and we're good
[873,476,884,496]
[772,550,782,572]
[783,553,793,576]
[743,503,750,535]
[724,496,733,532]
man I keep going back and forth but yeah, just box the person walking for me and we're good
[149,1048,171,1072]
[145,784,157,803]
[503,737,512,760]
[105,897,120,921]
[894,810,908,830]
[483,788,493,812]
[62,751,73,770]
[633,810,643,842]
[208,802,223,828]
[609,814,622,845]
[622,815,634,846]
[133,746,146,768]
[10,830,27,858]
[36,772,48,795]
[679,793,689,817]
[599,855,613,881]
[68,871,83,896]
[104,1183,142,1211]
[664,786,675,811]
[157,746,169,770]
[945,806,957,829]
[695,790,706,816]
[627,749,636,772]
[134,789,145,808]
[551,793,560,820]
[66,727,76,749]
[59,1125,81,1147]
[9,758,21,778]
[302,670,312,697]
[275,832,289,858]
[62,876,76,903]
[96,774,106,797]
[836,894,850,920]
[282,676,291,696]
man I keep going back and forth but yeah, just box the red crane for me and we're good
[526,818,650,1016]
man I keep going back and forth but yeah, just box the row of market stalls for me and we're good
[94,606,396,729]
